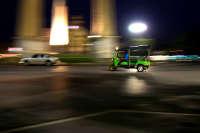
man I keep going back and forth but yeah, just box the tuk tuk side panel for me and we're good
[120,61,129,66]
[136,60,151,67]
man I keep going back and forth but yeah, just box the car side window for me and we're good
[32,54,38,58]
[43,55,49,58]
[40,54,44,58]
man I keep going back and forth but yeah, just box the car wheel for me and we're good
[24,60,30,66]
[137,65,144,72]
[46,61,52,66]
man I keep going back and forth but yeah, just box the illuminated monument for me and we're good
[91,0,117,58]
[16,0,117,55]
[16,0,69,53]
[16,0,48,53]
[50,0,69,46]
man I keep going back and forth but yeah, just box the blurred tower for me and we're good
[50,0,69,46]
[16,0,43,38]
[91,0,118,58]
[16,0,48,53]
[91,0,116,36]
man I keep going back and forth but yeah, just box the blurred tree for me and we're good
[173,30,200,54]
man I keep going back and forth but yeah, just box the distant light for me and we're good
[150,55,170,61]
[115,46,119,50]
[88,35,102,38]
[8,47,23,52]
[68,25,79,29]
[0,54,21,58]
[128,22,148,34]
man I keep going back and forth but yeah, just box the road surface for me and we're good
[0,63,200,133]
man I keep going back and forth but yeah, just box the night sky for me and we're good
[116,0,200,39]
[0,0,200,42]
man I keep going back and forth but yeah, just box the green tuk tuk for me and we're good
[109,45,151,72]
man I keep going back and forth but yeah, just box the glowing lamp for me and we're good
[128,22,148,34]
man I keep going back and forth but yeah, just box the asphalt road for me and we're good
[0,63,200,133]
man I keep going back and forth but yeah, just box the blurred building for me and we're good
[91,0,116,36]
[42,16,89,53]
[15,0,117,55]
[68,16,89,52]
[15,0,48,54]
[91,0,118,58]
[16,0,43,39]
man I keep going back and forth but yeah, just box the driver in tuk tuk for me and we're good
[125,51,129,61]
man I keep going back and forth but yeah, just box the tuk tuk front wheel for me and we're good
[109,65,117,71]
[137,65,145,72]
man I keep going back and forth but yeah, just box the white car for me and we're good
[19,54,59,66]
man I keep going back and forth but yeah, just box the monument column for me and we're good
[91,0,118,58]
[91,0,116,36]
[16,0,48,53]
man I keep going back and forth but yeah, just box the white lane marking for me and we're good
[112,109,200,117]
[3,109,200,133]
[4,111,112,133]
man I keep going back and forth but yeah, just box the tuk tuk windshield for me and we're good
[130,49,149,57]
[116,46,149,59]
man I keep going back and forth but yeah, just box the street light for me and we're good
[128,22,148,34]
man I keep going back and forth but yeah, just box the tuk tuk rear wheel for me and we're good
[137,65,145,72]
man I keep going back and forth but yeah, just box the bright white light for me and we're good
[87,35,102,38]
[68,25,79,29]
[128,22,148,34]
[115,46,119,50]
